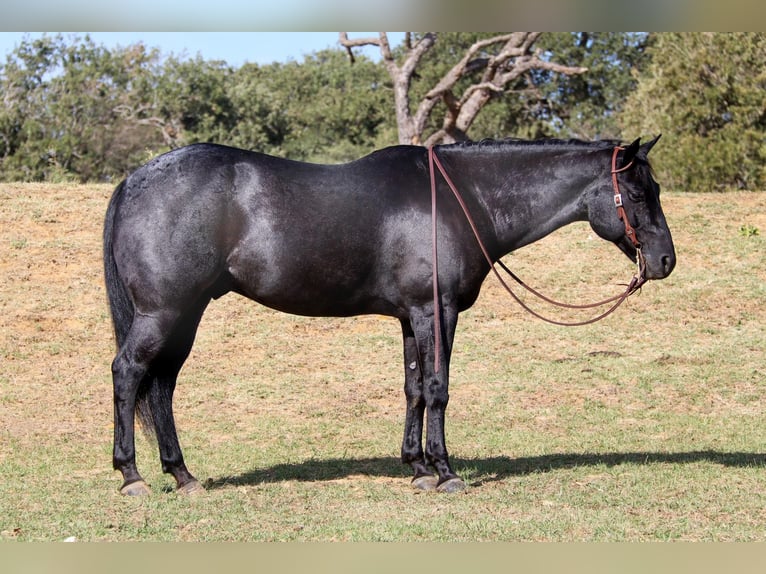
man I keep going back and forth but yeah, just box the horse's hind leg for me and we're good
[112,312,178,495]
[146,298,210,494]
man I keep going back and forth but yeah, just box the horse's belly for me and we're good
[226,245,396,318]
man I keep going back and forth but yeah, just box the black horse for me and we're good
[104,137,675,496]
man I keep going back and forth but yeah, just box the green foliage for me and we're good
[154,56,240,147]
[2,32,762,189]
[533,32,651,139]
[620,33,766,192]
[0,34,168,182]
[0,37,394,180]
[227,50,393,163]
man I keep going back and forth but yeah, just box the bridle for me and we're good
[428,145,647,371]
[611,146,642,253]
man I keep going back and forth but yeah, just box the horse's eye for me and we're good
[627,189,645,203]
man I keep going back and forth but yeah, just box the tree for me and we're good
[0,33,659,182]
[0,35,393,180]
[151,55,238,147]
[339,32,587,146]
[228,50,392,163]
[620,33,766,192]
[527,32,651,139]
[0,34,168,182]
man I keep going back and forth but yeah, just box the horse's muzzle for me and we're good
[642,248,676,280]
[618,238,675,280]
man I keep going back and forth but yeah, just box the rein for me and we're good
[428,145,646,372]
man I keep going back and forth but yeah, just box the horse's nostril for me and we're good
[661,254,675,275]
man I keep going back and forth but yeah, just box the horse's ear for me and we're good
[640,134,661,156]
[622,138,642,167]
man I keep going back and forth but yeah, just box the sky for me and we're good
[0,32,407,68]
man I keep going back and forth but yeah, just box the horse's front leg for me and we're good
[399,319,437,490]
[407,305,466,493]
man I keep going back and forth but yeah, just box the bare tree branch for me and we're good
[338,32,380,49]
[424,34,516,100]
[339,32,588,146]
[338,32,380,64]
[460,82,506,101]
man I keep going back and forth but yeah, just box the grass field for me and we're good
[1,182,765,541]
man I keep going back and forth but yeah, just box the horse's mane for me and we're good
[446,137,624,151]
[442,136,656,180]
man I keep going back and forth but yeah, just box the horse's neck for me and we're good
[501,180,590,252]
[450,149,594,257]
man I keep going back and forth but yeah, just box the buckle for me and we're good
[614,193,623,207]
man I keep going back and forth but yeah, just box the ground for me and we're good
[1,182,765,541]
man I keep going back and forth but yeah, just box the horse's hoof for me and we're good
[177,479,205,495]
[411,475,439,491]
[436,477,467,493]
[120,480,152,496]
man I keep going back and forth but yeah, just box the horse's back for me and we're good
[118,142,425,212]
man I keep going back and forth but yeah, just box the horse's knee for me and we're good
[425,380,449,409]
[403,379,426,415]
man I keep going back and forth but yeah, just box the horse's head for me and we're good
[588,136,676,281]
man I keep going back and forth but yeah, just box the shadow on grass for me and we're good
[206,450,766,490]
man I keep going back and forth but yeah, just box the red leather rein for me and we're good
[428,145,646,372]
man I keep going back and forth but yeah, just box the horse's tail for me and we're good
[104,180,133,349]
[103,180,156,436]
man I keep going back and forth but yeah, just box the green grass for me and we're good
[1,184,766,541]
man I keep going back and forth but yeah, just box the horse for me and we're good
[103,136,675,496]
